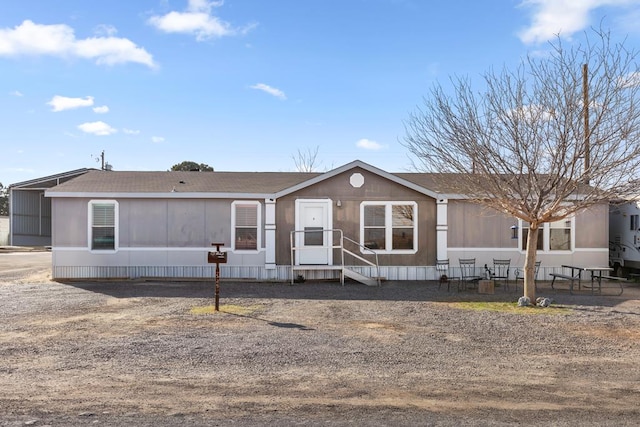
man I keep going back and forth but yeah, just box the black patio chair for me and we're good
[458,258,482,290]
[436,259,459,292]
[491,259,511,292]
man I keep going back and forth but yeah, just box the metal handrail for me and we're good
[341,235,380,283]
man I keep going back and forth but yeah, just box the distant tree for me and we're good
[292,146,328,172]
[170,161,214,172]
[0,183,8,216]
[403,29,640,301]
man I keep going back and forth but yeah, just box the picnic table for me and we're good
[550,265,623,295]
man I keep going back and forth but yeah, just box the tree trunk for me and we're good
[523,225,540,301]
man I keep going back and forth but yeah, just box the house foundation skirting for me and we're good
[52,265,444,282]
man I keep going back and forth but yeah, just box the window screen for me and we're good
[235,204,258,250]
[91,203,115,250]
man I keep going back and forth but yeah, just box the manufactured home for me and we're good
[45,160,609,282]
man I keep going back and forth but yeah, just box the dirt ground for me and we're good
[1,251,640,426]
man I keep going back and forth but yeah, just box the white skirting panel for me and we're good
[52,265,443,282]
[53,265,291,281]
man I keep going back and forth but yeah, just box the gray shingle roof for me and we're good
[46,162,590,198]
[47,170,323,194]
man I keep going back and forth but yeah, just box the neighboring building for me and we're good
[45,160,609,282]
[9,169,91,246]
[0,216,9,246]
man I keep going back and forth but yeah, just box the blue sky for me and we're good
[2,0,640,185]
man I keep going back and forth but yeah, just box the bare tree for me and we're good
[292,146,322,172]
[403,29,640,301]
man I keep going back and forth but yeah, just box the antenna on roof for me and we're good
[91,150,113,171]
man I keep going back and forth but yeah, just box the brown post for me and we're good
[215,255,220,311]
[208,243,227,311]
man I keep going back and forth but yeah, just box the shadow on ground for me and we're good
[56,278,640,308]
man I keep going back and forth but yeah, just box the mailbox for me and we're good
[208,251,227,264]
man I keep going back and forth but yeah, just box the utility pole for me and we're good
[583,63,590,183]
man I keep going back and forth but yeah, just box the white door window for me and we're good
[295,200,332,265]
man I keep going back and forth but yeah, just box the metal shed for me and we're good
[9,169,91,246]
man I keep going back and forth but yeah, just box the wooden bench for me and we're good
[594,275,626,296]
[549,273,581,294]
[549,265,583,294]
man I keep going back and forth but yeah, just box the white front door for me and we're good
[295,199,332,265]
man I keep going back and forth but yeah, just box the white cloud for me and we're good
[518,0,640,44]
[77,121,117,136]
[0,20,156,68]
[618,71,640,88]
[93,105,109,114]
[250,83,286,100]
[148,0,256,41]
[506,104,555,123]
[74,36,156,67]
[151,136,165,143]
[48,95,94,112]
[123,128,140,135]
[10,90,23,97]
[94,24,118,37]
[356,138,384,150]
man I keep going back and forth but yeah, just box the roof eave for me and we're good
[45,191,276,199]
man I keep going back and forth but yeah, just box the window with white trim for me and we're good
[232,201,261,251]
[89,200,118,251]
[361,202,417,253]
[521,218,573,252]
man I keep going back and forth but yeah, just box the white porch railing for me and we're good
[290,229,380,286]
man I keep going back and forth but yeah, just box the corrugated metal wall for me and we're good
[11,190,51,246]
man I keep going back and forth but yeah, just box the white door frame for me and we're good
[294,199,333,265]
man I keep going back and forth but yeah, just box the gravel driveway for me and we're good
[1,251,640,426]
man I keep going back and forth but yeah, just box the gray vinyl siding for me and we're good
[447,200,517,249]
[52,197,264,250]
[447,200,609,250]
[51,198,89,247]
[119,199,232,248]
